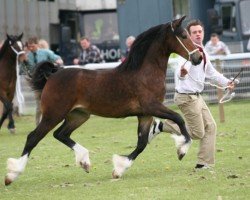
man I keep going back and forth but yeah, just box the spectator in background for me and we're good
[73,36,104,65]
[38,39,50,49]
[19,37,63,75]
[121,35,136,62]
[125,35,135,57]
[0,39,4,49]
[247,38,250,51]
[19,36,63,125]
[205,33,231,55]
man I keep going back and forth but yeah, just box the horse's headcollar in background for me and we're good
[7,33,25,56]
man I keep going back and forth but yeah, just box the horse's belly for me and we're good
[81,99,141,118]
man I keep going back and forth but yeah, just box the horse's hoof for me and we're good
[112,170,120,179]
[80,161,90,173]
[177,150,185,160]
[4,176,12,186]
[9,128,16,134]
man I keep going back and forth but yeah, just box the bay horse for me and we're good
[5,16,202,185]
[0,33,24,133]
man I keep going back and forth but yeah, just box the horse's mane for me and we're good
[0,39,9,60]
[118,23,169,71]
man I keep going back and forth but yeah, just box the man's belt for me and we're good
[175,90,201,96]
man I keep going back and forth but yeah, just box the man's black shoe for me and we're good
[195,164,210,169]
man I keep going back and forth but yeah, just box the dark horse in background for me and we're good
[0,33,24,133]
[5,16,202,185]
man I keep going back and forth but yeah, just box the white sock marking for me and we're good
[6,154,28,182]
[112,154,133,178]
[171,134,192,155]
[72,143,90,167]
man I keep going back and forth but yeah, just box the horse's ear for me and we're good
[18,33,23,40]
[174,15,186,27]
[6,34,11,41]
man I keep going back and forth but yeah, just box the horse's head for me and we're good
[6,33,25,56]
[169,16,202,65]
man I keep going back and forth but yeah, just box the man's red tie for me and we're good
[196,45,206,69]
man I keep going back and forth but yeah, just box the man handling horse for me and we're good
[148,19,235,170]
[19,36,64,125]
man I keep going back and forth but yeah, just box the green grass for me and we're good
[0,100,249,200]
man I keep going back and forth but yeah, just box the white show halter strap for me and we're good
[170,22,199,61]
[10,42,26,111]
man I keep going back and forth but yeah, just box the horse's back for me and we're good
[41,67,141,117]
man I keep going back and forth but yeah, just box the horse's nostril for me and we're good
[199,56,203,62]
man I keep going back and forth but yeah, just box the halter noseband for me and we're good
[9,41,25,56]
[170,22,199,60]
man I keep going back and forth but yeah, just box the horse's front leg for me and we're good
[5,117,61,186]
[112,116,153,179]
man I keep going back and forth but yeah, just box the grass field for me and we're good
[0,100,249,200]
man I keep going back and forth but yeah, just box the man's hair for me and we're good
[210,33,219,38]
[186,19,204,34]
[80,36,90,42]
[27,36,39,45]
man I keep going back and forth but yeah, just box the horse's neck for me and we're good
[6,48,17,63]
[145,53,169,73]
[135,55,169,85]
[148,43,170,70]
[0,48,17,70]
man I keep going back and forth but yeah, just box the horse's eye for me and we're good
[182,34,187,39]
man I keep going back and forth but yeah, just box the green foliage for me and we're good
[0,100,249,200]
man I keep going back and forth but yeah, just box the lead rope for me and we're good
[10,45,26,112]
[170,23,239,103]
[182,60,240,104]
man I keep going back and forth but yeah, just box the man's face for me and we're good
[211,36,219,45]
[80,39,90,50]
[27,43,38,52]
[189,25,204,45]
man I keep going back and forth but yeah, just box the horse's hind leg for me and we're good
[53,109,91,173]
[112,116,153,178]
[7,106,15,133]
[147,103,192,160]
[5,117,61,185]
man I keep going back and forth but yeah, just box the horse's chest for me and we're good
[3,74,16,90]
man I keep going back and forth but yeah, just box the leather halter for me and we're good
[170,22,199,61]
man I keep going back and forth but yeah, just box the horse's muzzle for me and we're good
[190,52,202,66]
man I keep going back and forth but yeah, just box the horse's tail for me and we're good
[29,61,61,92]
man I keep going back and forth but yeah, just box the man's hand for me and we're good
[18,53,28,62]
[55,58,64,65]
[227,81,235,91]
[73,58,79,65]
[180,65,188,77]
